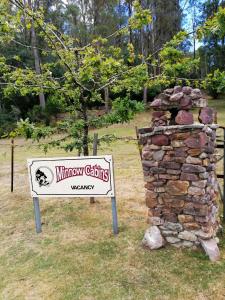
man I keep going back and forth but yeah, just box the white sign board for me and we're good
[27,156,115,198]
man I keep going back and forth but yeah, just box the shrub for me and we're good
[45,93,67,116]
[0,106,20,137]
[202,69,225,98]
[27,105,48,123]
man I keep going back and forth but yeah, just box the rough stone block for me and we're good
[199,107,216,124]
[167,169,181,175]
[146,197,158,209]
[170,92,184,102]
[171,140,184,147]
[188,149,202,156]
[182,241,194,248]
[163,212,178,222]
[184,137,200,149]
[150,98,162,108]
[182,164,206,173]
[152,111,166,118]
[192,180,207,188]
[170,200,185,208]
[186,156,202,165]
[178,215,194,223]
[199,132,208,147]
[180,173,199,181]
[167,180,189,195]
[142,226,165,250]
[200,239,220,262]
[175,110,194,125]
[199,172,209,179]
[160,161,181,170]
[179,96,192,110]
[166,237,181,244]
[194,229,213,240]
[142,160,158,167]
[153,150,165,161]
[154,187,166,193]
[183,203,196,215]
[151,135,170,146]
[191,88,202,99]
[161,230,178,237]
[164,222,183,232]
[178,231,197,242]
[144,176,156,183]
[159,174,179,180]
[182,86,192,95]
[188,186,205,196]
[148,217,163,226]
[150,167,166,174]
[203,159,210,166]
[183,222,200,230]
[171,132,190,141]
[165,88,174,94]
[174,86,183,93]
[148,144,162,150]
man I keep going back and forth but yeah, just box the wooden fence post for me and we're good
[11,139,14,193]
[90,133,98,204]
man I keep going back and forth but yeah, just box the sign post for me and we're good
[33,197,42,233]
[111,197,118,235]
[27,155,118,235]
[11,139,14,193]
[90,133,98,204]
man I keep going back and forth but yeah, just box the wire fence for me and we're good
[0,134,142,195]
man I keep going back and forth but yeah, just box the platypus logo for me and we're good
[35,167,54,187]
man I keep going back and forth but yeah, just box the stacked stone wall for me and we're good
[139,86,220,260]
[140,124,219,248]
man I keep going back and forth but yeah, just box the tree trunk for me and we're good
[104,87,110,112]
[28,0,46,109]
[140,26,148,105]
[143,86,148,105]
[128,1,133,44]
[192,4,196,60]
[81,102,89,156]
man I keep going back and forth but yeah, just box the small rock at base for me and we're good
[178,231,197,242]
[182,241,194,248]
[164,222,183,232]
[200,239,220,262]
[166,236,181,244]
[142,226,165,250]
[148,217,163,226]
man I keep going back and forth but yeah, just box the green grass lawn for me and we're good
[0,100,225,299]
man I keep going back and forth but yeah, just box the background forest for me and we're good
[1,0,225,153]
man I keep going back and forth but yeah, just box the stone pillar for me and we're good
[139,86,220,261]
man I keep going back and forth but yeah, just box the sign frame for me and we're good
[28,155,118,235]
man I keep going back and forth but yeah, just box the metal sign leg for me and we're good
[33,197,42,233]
[111,197,119,235]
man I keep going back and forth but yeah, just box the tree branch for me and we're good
[8,0,91,93]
